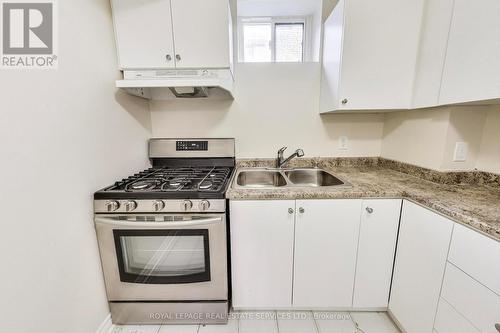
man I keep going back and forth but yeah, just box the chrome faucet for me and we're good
[276,147,305,168]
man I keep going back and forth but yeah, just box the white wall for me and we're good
[476,106,500,173]
[0,1,151,333]
[382,107,451,170]
[381,106,493,172]
[150,63,384,158]
[441,107,488,171]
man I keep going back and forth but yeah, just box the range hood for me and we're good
[116,69,234,100]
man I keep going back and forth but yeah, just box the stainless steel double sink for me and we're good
[233,168,351,189]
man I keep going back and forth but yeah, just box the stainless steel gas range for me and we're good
[94,138,235,325]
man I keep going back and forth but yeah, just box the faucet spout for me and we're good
[276,148,305,168]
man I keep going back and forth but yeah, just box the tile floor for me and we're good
[109,311,401,333]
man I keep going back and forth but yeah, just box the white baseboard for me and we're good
[96,313,113,333]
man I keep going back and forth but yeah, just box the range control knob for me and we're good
[181,200,193,211]
[152,200,165,212]
[105,201,120,212]
[199,200,211,211]
[124,200,138,212]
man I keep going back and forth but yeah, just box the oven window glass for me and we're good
[113,229,210,284]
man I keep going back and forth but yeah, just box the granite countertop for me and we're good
[226,158,500,241]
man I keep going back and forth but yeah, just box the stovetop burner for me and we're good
[94,138,235,201]
[129,179,162,191]
[199,180,213,190]
[95,166,234,200]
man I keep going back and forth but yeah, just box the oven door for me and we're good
[95,214,227,301]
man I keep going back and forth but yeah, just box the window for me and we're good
[239,17,306,63]
[242,23,272,62]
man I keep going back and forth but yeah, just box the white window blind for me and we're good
[275,23,304,62]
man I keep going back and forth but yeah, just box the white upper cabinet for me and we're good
[320,0,425,112]
[322,0,500,112]
[170,0,232,69]
[111,0,233,70]
[111,0,175,69]
[411,0,455,108]
[439,0,500,105]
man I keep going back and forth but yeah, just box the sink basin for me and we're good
[285,168,346,187]
[236,169,288,188]
[234,167,349,189]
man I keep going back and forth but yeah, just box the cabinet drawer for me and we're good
[434,298,479,333]
[448,223,500,294]
[441,263,500,332]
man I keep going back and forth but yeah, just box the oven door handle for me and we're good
[94,216,223,228]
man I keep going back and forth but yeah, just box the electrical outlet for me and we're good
[453,142,468,162]
[339,136,349,151]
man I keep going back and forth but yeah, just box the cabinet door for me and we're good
[337,0,425,110]
[170,0,231,69]
[411,0,455,108]
[319,0,345,113]
[111,0,175,69]
[353,199,402,309]
[389,200,453,333]
[293,199,362,308]
[230,200,295,309]
[439,0,500,104]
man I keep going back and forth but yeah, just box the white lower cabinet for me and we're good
[440,263,500,333]
[434,297,480,333]
[353,199,402,309]
[438,223,500,333]
[230,197,500,332]
[389,200,454,333]
[292,199,362,308]
[448,223,500,295]
[229,200,295,309]
[230,199,402,310]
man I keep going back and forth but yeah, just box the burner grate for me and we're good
[108,166,232,194]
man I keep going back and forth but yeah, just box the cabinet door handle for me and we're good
[288,208,294,214]
[366,207,374,214]
[299,207,305,214]
[176,54,181,61]
[166,54,172,61]
[495,323,500,332]
[341,98,348,105]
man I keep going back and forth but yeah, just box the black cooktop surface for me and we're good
[94,166,234,200]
